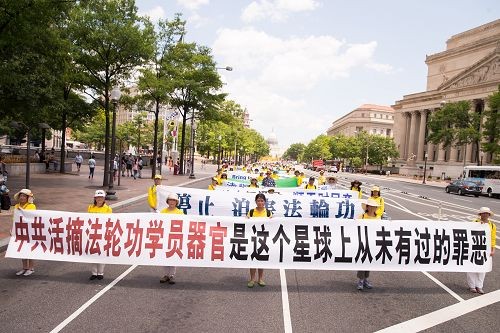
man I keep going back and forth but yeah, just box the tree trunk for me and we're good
[179,104,188,175]
[103,85,110,187]
[60,111,67,173]
[152,100,160,178]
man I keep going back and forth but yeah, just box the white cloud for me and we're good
[188,13,209,28]
[138,6,166,22]
[176,0,209,10]
[242,0,320,22]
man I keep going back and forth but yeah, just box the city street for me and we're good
[1,172,498,333]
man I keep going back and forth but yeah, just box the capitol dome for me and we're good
[266,131,278,146]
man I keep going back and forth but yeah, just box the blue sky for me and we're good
[136,0,499,150]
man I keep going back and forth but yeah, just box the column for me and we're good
[428,143,435,161]
[417,110,427,161]
[450,145,458,162]
[437,143,446,161]
[407,111,417,164]
[466,143,473,163]
[402,112,411,160]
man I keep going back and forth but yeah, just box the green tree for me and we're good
[67,0,154,186]
[283,143,306,161]
[368,135,399,168]
[303,135,332,161]
[73,109,106,150]
[483,88,500,164]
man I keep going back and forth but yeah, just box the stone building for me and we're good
[393,19,500,178]
[326,104,395,138]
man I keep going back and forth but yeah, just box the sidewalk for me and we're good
[0,158,218,249]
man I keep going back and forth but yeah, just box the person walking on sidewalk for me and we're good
[75,153,83,172]
[147,175,162,212]
[88,190,112,280]
[132,157,139,180]
[88,155,96,179]
[356,198,381,291]
[159,193,183,284]
[13,189,36,276]
[466,207,496,294]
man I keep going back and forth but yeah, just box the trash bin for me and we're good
[173,164,179,175]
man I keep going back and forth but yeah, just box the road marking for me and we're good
[280,269,293,333]
[50,264,138,333]
[374,289,500,333]
[421,271,464,302]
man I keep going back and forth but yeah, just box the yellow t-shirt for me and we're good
[369,196,384,218]
[248,184,259,188]
[247,208,272,218]
[360,213,380,219]
[87,204,112,213]
[257,175,264,182]
[296,176,303,186]
[160,207,184,215]
[14,203,36,210]
[318,175,326,185]
[351,187,363,199]
[147,185,157,209]
[474,218,497,248]
[305,184,317,190]
[208,184,216,190]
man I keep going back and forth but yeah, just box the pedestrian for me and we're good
[325,176,338,189]
[247,193,272,288]
[121,154,126,176]
[132,157,139,180]
[159,193,183,284]
[356,198,381,290]
[33,150,40,162]
[147,175,163,212]
[75,152,83,172]
[466,207,496,294]
[88,155,96,179]
[88,190,112,280]
[0,155,8,183]
[350,180,363,199]
[369,186,384,218]
[168,156,173,173]
[113,155,119,181]
[318,170,326,185]
[126,155,133,177]
[304,177,317,190]
[138,156,143,178]
[261,171,276,187]
[13,189,36,276]
[208,177,218,190]
[248,178,259,188]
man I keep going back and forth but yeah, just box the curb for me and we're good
[0,175,212,253]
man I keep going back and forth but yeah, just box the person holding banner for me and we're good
[247,193,272,288]
[318,170,326,185]
[294,170,302,187]
[261,171,276,188]
[88,190,112,280]
[369,186,384,218]
[159,193,184,284]
[257,172,265,183]
[147,175,163,212]
[248,178,259,188]
[350,180,363,199]
[356,198,380,290]
[218,173,228,185]
[325,176,338,189]
[208,177,218,190]
[466,207,496,294]
[13,189,36,276]
[304,177,317,190]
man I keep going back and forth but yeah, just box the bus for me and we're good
[463,165,500,198]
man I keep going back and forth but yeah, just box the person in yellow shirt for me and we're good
[88,190,112,280]
[208,177,218,190]
[350,180,363,199]
[256,172,265,183]
[356,198,381,290]
[318,170,326,185]
[304,177,317,190]
[369,186,384,218]
[271,170,279,180]
[246,193,272,288]
[13,189,36,277]
[467,207,496,294]
[248,178,259,188]
[159,193,184,284]
[218,173,228,185]
[147,174,163,212]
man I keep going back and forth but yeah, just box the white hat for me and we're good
[371,186,380,192]
[14,189,34,201]
[478,207,493,216]
[362,198,380,210]
[166,193,179,203]
[94,190,106,197]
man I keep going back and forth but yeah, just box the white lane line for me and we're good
[421,271,464,302]
[374,289,500,333]
[280,269,293,333]
[50,265,138,333]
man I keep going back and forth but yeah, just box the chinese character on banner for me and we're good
[14,215,30,252]
[104,218,123,257]
[177,194,192,214]
[124,219,144,257]
[313,225,332,263]
[31,216,48,252]
[49,217,65,255]
[85,217,103,255]
[394,227,411,265]
[433,228,450,265]
[334,226,352,263]
[293,225,311,262]
[145,220,164,258]
[470,230,487,266]
[250,224,270,261]
[310,199,329,218]
[355,225,373,263]
[375,226,393,264]
[265,200,277,216]
[335,199,355,219]
[187,221,206,259]
[414,227,431,264]
[198,195,215,216]
[272,224,291,263]
[65,216,84,255]
[284,199,302,217]
[166,219,184,259]
[209,222,227,261]
[229,223,248,260]
[231,198,251,217]
[452,229,469,266]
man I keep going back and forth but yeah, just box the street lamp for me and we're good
[189,114,197,179]
[422,152,428,184]
[107,87,121,200]
[216,66,233,71]
[217,135,222,170]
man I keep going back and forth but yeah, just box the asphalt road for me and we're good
[1,174,499,333]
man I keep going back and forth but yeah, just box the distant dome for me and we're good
[267,132,278,146]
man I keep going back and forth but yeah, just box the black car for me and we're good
[445,180,482,197]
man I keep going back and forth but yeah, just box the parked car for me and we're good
[445,180,482,197]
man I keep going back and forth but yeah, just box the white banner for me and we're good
[6,209,492,272]
[157,186,363,218]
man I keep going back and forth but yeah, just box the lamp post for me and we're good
[217,135,222,170]
[216,66,233,71]
[107,87,121,200]
[189,110,197,179]
[422,152,428,184]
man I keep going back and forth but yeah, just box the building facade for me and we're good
[393,19,500,179]
[326,104,395,138]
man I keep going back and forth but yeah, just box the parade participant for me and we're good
[208,177,218,190]
[325,176,338,189]
[293,170,302,187]
[247,193,272,287]
[88,155,96,179]
[318,170,326,185]
[88,190,112,280]
[261,171,276,188]
[467,207,496,294]
[299,172,305,186]
[75,153,83,172]
[159,193,183,284]
[271,170,279,180]
[350,180,363,199]
[14,189,36,276]
[356,198,380,290]
[147,175,162,212]
[304,177,317,190]
[369,186,384,218]
[218,173,228,185]
[248,178,259,188]
[257,172,265,183]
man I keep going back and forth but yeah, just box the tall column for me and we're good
[407,111,417,164]
[466,143,473,163]
[402,112,411,160]
[450,145,458,162]
[417,110,427,161]
[437,143,446,161]
[428,143,435,161]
